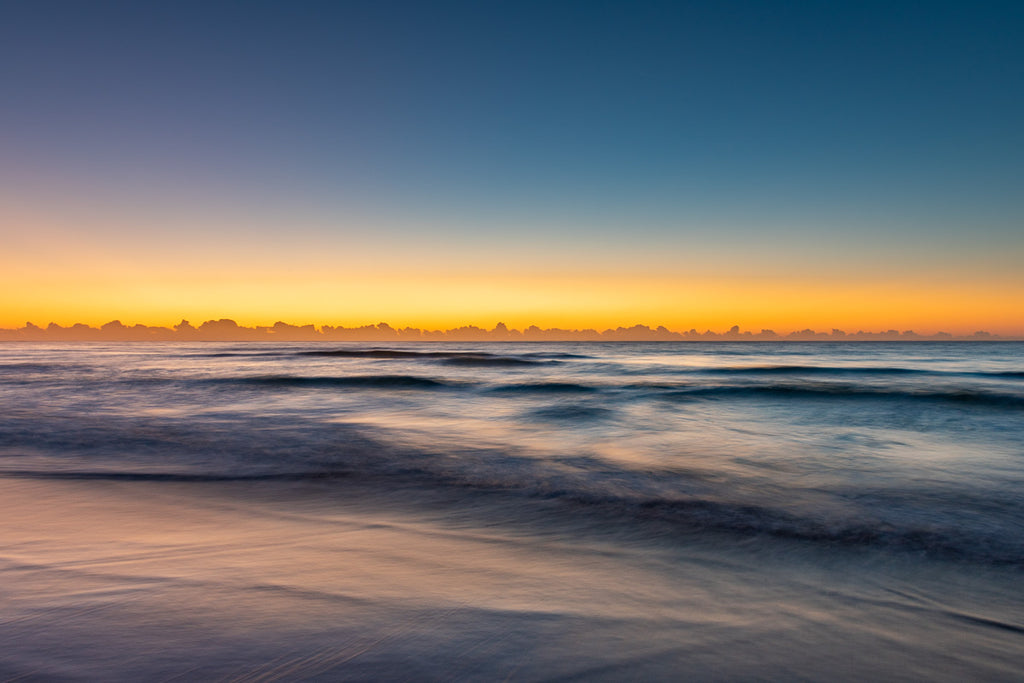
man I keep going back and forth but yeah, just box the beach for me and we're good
[1,342,1022,680]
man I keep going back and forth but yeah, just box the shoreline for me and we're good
[1,476,1022,680]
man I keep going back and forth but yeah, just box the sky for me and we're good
[2,0,1022,334]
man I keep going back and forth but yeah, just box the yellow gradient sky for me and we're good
[3,3,1023,335]
[4,200,1022,334]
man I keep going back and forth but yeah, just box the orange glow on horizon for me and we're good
[5,266,1023,336]
[4,204,1022,336]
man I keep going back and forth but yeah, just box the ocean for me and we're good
[1,341,1022,680]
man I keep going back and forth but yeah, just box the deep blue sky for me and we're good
[2,1,1023,330]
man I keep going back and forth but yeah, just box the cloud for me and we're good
[0,321,1011,342]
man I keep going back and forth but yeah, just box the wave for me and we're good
[297,348,589,365]
[194,351,290,358]
[702,365,933,376]
[0,469,354,482]
[0,362,89,374]
[488,382,601,394]
[3,399,1021,566]
[6,461,1021,566]
[526,404,616,421]
[658,384,1024,408]
[220,374,456,389]
[198,374,1023,405]
[416,465,1024,565]
[439,356,551,367]
[299,349,497,359]
[697,365,1024,379]
[622,497,1024,566]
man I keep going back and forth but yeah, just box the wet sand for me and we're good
[1,477,1021,681]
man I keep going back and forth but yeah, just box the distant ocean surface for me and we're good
[1,342,1022,680]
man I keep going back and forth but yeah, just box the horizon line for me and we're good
[0,319,1018,342]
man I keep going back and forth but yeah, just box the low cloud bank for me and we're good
[0,320,1013,341]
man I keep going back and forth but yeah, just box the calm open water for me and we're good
[0,342,1022,680]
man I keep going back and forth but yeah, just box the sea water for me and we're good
[0,342,1022,680]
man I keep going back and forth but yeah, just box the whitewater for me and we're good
[0,341,1022,680]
